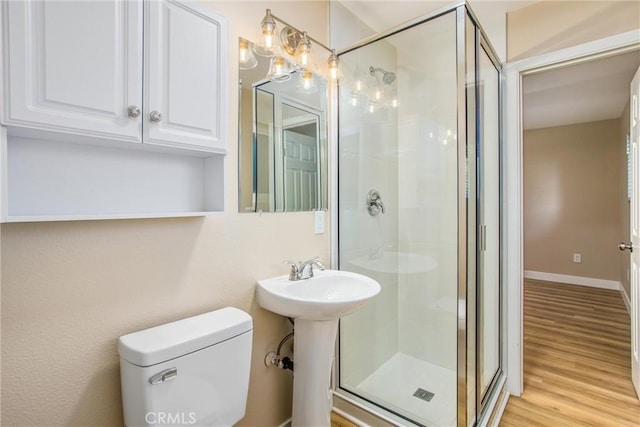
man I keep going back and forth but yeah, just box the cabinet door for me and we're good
[144,0,228,153]
[1,0,143,142]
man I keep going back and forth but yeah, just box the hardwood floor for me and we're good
[331,412,358,427]
[500,279,640,426]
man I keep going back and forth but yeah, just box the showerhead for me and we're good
[369,66,396,85]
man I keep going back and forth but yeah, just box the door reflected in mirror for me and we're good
[239,38,328,213]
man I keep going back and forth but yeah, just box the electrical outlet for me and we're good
[573,253,582,263]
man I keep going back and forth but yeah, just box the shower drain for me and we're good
[413,388,435,402]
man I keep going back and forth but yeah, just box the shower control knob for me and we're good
[149,111,163,122]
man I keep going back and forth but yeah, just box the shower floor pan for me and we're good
[355,352,456,426]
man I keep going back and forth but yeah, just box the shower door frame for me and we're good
[330,2,506,426]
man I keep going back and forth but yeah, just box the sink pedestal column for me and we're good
[291,318,339,427]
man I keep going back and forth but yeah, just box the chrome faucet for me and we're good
[284,257,326,281]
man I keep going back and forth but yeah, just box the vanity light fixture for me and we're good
[253,9,340,80]
[238,38,257,70]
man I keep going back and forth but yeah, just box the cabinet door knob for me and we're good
[149,111,163,122]
[127,105,141,118]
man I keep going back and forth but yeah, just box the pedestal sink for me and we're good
[257,270,381,427]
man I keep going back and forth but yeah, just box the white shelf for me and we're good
[1,135,225,223]
[3,211,223,223]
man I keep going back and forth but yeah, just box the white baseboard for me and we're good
[620,283,632,316]
[524,270,631,315]
[524,270,621,290]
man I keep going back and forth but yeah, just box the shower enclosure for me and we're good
[335,4,502,426]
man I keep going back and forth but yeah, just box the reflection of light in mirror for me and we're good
[355,80,363,92]
[351,93,358,107]
[328,50,339,80]
[297,70,318,94]
[238,39,257,70]
[368,101,375,113]
[391,98,398,108]
[267,57,292,82]
[374,89,382,101]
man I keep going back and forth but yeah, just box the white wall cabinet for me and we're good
[0,0,228,222]
[144,0,227,152]
[1,0,143,142]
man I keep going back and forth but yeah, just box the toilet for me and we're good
[118,307,253,427]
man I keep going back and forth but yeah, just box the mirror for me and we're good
[238,39,328,212]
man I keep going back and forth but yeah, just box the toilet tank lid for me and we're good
[118,307,252,367]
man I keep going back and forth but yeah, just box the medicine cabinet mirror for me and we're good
[238,39,328,212]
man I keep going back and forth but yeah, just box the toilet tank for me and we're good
[118,307,253,427]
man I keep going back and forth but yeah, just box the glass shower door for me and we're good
[477,40,501,407]
[337,10,460,427]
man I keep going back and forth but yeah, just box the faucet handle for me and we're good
[283,260,300,280]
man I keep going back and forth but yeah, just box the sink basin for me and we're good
[257,269,381,320]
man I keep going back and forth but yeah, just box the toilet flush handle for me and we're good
[149,367,178,385]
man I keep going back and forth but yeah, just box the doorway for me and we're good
[504,29,640,416]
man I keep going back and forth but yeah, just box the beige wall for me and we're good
[0,1,330,426]
[619,100,631,297]
[507,1,640,61]
[524,119,621,280]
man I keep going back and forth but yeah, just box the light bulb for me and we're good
[238,38,257,70]
[254,9,281,57]
[375,89,381,101]
[274,59,283,74]
[267,56,292,82]
[368,101,375,113]
[327,50,339,80]
[355,80,362,92]
[264,33,273,49]
[295,32,312,68]
[239,45,249,62]
[391,98,398,108]
[296,69,317,93]
[302,71,312,89]
[351,93,358,106]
